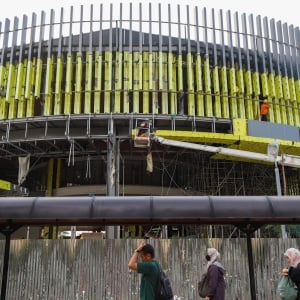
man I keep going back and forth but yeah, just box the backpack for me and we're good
[155,262,174,300]
[198,273,208,298]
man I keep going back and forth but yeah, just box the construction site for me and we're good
[0,3,300,239]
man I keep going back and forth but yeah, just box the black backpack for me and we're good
[155,261,174,300]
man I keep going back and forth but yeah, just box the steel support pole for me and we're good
[246,233,257,300]
[0,226,19,300]
[275,161,288,238]
[0,234,10,300]
[106,118,120,239]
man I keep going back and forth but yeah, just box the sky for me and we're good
[0,0,299,29]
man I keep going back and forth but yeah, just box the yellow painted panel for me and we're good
[212,66,221,118]
[275,75,284,100]
[84,52,93,113]
[143,52,149,113]
[25,58,36,117]
[261,73,269,97]
[236,69,246,119]
[154,129,236,144]
[127,51,132,91]
[220,66,229,119]
[289,78,296,102]
[64,54,73,115]
[186,53,195,116]
[94,52,102,113]
[195,54,203,92]
[252,96,260,122]
[280,99,288,124]
[162,52,168,114]
[0,100,8,120]
[195,55,204,116]
[177,54,183,91]
[54,57,63,115]
[148,52,153,91]
[203,58,211,94]
[186,53,194,92]
[168,52,173,92]
[133,52,140,113]
[158,51,163,91]
[0,65,8,120]
[104,51,112,113]
[123,51,130,113]
[229,68,238,118]
[267,97,275,123]
[7,64,17,119]
[114,52,122,113]
[6,64,16,101]
[0,179,11,191]
[286,105,294,126]
[44,56,54,116]
[237,98,246,119]
[34,58,43,99]
[170,58,177,115]
[282,76,290,101]
[244,70,253,96]
[203,58,212,117]
[233,118,247,136]
[0,65,6,87]
[251,74,259,120]
[252,72,260,96]
[138,53,143,90]
[152,52,159,114]
[268,73,276,99]
[292,102,300,127]
[229,68,238,95]
[295,80,300,103]
[244,70,253,120]
[269,73,281,123]
[236,69,244,95]
[196,93,205,117]
[187,93,195,116]
[74,53,83,114]
[17,60,27,118]
[15,62,24,101]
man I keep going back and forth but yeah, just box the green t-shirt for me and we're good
[137,260,159,300]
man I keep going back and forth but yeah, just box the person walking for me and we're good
[128,240,159,300]
[281,248,300,299]
[260,99,271,121]
[204,248,226,300]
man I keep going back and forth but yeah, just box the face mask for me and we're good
[205,255,211,261]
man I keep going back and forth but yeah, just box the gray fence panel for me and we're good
[1,238,300,299]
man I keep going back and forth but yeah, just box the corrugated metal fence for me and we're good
[1,238,300,299]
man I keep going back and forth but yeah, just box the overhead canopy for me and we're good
[0,196,300,226]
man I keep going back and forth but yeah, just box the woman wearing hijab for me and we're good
[204,248,226,300]
[282,248,300,299]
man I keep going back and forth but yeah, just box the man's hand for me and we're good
[128,240,146,270]
[281,268,289,275]
[136,239,146,252]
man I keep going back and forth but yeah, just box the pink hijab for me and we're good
[284,248,300,267]
[207,248,221,269]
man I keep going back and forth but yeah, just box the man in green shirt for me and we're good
[128,240,159,300]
